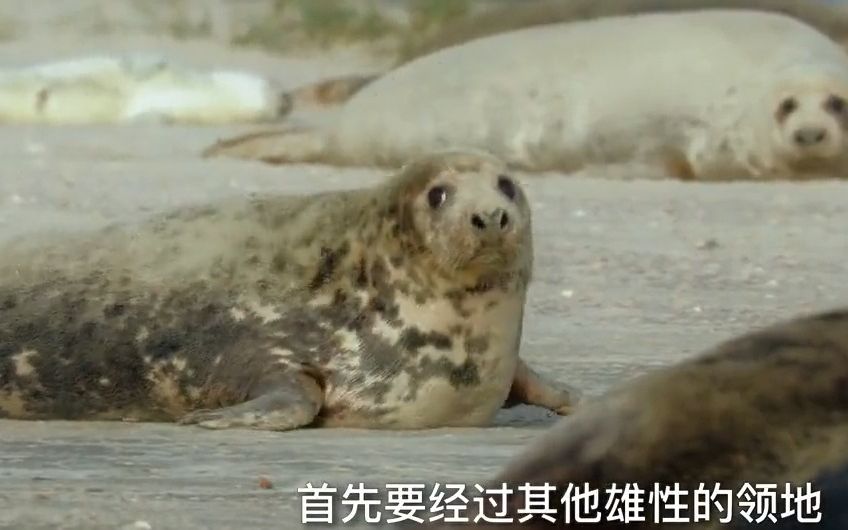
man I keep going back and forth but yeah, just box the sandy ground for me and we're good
[0,3,847,529]
[1,124,846,529]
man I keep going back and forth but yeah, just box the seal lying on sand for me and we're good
[0,150,577,431]
[283,0,848,110]
[428,308,848,528]
[0,54,290,125]
[203,10,848,180]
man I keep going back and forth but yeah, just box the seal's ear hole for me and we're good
[776,97,798,122]
[497,175,517,201]
[825,94,846,115]
[427,185,448,210]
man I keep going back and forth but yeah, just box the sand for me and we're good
[0,1,846,528]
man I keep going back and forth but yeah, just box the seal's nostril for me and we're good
[499,211,509,229]
[471,214,486,230]
[794,128,827,145]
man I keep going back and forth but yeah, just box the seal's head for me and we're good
[769,68,848,169]
[389,150,532,279]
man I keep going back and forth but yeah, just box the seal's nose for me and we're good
[793,127,828,146]
[471,208,510,234]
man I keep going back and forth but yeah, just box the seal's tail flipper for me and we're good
[285,73,380,109]
[201,126,328,165]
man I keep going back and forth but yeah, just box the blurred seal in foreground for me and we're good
[426,308,848,528]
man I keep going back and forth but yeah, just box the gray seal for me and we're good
[436,308,848,528]
[0,149,578,431]
[203,10,848,181]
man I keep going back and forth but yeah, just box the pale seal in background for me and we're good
[0,150,577,431]
[0,54,291,125]
[278,0,848,110]
[203,10,848,181]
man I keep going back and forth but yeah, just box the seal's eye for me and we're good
[826,95,846,114]
[497,175,516,201]
[778,97,797,117]
[427,186,448,210]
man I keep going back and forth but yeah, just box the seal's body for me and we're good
[282,0,848,110]
[403,0,848,64]
[205,10,848,180]
[0,150,577,431]
[0,54,289,125]
[435,308,848,528]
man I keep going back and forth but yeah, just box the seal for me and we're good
[279,0,848,112]
[0,149,578,431]
[202,10,848,181]
[0,53,291,125]
[429,308,848,528]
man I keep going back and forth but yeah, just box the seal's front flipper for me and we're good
[200,126,328,166]
[504,359,581,416]
[179,373,323,431]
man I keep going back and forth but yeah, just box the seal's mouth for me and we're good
[786,148,844,172]
[432,243,517,278]
[465,242,521,271]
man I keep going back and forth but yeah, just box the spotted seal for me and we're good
[430,308,848,528]
[0,150,578,431]
[202,10,848,180]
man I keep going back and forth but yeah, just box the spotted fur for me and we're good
[0,149,578,430]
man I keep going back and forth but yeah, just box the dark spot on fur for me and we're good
[368,298,386,313]
[147,331,184,360]
[370,257,388,286]
[465,336,490,356]
[398,328,452,353]
[309,242,350,290]
[1,295,16,310]
[356,258,368,287]
[104,303,126,318]
[444,289,473,318]
[449,359,480,388]
[271,252,287,273]
[403,356,482,399]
